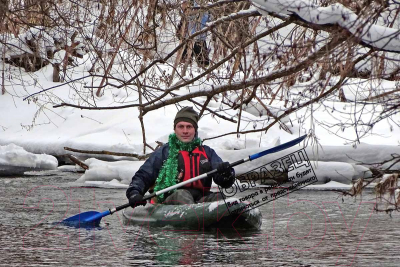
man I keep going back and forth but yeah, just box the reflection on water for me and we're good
[1,170,400,266]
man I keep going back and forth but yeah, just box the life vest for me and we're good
[177,146,211,191]
[149,146,212,204]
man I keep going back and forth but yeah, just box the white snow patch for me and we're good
[83,179,129,189]
[252,0,400,52]
[303,181,353,189]
[76,158,143,184]
[289,161,372,185]
[0,143,57,170]
[58,165,85,172]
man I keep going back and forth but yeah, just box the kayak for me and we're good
[122,198,262,230]
[122,198,262,229]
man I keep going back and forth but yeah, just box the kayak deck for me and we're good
[122,198,262,230]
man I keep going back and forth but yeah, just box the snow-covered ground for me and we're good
[1,73,399,188]
[1,59,399,187]
[0,143,57,175]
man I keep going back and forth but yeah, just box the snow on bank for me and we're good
[289,161,372,184]
[82,179,129,189]
[71,154,373,190]
[76,158,143,185]
[68,139,398,188]
[1,58,398,160]
[70,157,374,192]
[0,143,57,175]
[303,181,353,190]
[0,143,58,168]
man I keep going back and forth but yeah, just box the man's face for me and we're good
[174,121,196,143]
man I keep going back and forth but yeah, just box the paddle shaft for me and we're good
[110,134,307,214]
[111,169,220,213]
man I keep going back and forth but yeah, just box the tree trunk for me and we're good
[0,1,7,29]
[53,63,61,82]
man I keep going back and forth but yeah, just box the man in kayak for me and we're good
[127,106,235,207]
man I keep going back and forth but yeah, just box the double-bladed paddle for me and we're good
[62,134,307,227]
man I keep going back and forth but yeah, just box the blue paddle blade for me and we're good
[249,134,307,161]
[62,210,110,227]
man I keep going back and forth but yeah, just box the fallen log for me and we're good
[66,154,89,170]
[64,147,151,160]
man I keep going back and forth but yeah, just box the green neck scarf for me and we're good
[153,133,202,202]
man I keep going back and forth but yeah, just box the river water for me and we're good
[1,170,400,266]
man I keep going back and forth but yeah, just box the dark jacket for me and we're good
[126,143,225,198]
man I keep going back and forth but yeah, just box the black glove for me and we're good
[128,193,146,208]
[213,162,235,188]
[217,162,231,175]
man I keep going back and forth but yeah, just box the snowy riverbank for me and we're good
[1,77,400,185]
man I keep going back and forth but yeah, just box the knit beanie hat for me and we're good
[174,107,199,130]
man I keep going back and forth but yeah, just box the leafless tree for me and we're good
[1,0,400,204]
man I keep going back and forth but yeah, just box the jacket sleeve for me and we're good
[205,145,236,188]
[126,145,167,198]
[204,145,223,170]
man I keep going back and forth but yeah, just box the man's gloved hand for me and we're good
[128,193,146,208]
[217,162,231,175]
[213,162,235,188]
